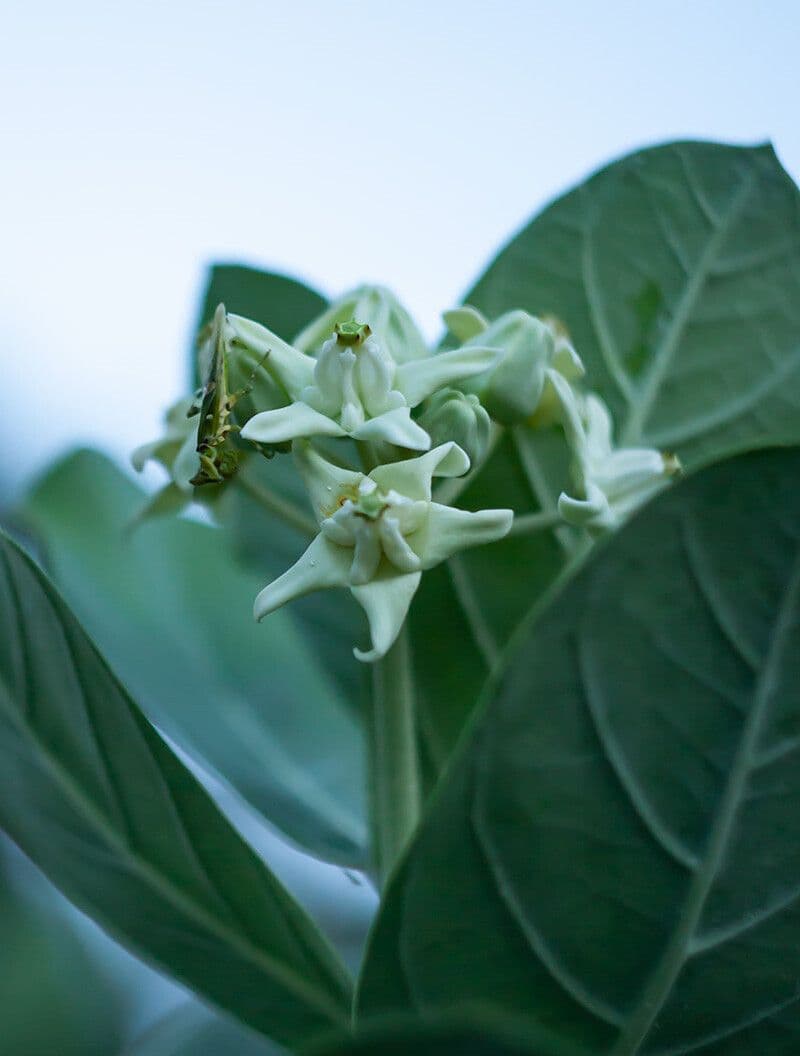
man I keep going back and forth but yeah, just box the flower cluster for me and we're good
[135,286,680,662]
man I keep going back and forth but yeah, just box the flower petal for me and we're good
[350,570,422,662]
[350,520,382,585]
[351,407,431,450]
[395,345,501,407]
[294,442,363,523]
[442,305,489,342]
[172,429,201,492]
[378,516,422,572]
[370,442,470,501]
[241,402,347,445]
[419,503,513,568]
[558,482,613,529]
[253,535,350,621]
[294,285,429,363]
[227,314,314,399]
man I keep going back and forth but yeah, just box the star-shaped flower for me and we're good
[549,369,680,532]
[230,313,500,452]
[254,441,513,661]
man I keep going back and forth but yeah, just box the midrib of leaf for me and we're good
[619,170,757,447]
[610,543,800,1055]
[0,552,351,1029]
[580,187,635,404]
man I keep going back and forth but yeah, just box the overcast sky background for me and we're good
[2,0,798,495]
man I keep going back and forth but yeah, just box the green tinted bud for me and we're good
[442,305,489,342]
[461,310,555,425]
[294,285,428,363]
[417,387,491,465]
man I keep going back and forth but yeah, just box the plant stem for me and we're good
[507,508,563,537]
[369,624,421,886]
[236,472,318,538]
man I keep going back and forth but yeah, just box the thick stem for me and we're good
[369,624,422,886]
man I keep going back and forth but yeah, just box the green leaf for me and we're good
[0,528,353,1048]
[127,1005,283,1055]
[305,1015,586,1056]
[20,449,367,867]
[410,140,800,776]
[0,846,126,1056]
[192,263,327,383]
[467,140,800,465]
[359,446,800,1055]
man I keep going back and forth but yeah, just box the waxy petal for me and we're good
[294,285,428,363]
[395,345,501,407]
[351,407,431,450]
[241,403,347,445]
[378,516,422,572]
[442,305,489,342]
[253,535,350,621]
[371,442,470,502]
[558,482,613,530]
[351,570,422,662]
[293,442,362,524]
[228,314,314,399]
[350,519,382,585]
[420,503,513,568]
[172,429,201,492]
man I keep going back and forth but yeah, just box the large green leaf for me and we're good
[410,140,800,775]
[0,529,352,1048]
[359,446,800,1055]
[0,845,125,1056]
[467,140,800,465]
[126,1005,283,1055]
[305,1017,586,1056]
[20,450,367,867]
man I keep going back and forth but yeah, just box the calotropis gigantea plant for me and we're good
[4,140,800,1056]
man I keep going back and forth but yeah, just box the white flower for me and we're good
[448,308,585,426]
[131,396,199,493]
[294,284,429,363]
[254,441,513,662]
[231,314,500,452]
[549,370,680,532]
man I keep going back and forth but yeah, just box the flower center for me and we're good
[320,478,426,584]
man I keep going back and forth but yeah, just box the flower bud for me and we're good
[460,310,556,425]
[294,285,428,363]
[417,388,491,466]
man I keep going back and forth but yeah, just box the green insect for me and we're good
[187,303,268,487]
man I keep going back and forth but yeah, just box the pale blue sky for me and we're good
[2,0,798,489]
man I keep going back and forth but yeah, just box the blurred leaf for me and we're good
[20,450,367,867]
[0,528,353,1048]
[0,848,125,1056]
[305,1016,587,1056]
[192,263,327,384]
[410,139,800,777]
[359,446,800,1055]
[126,1004,283,1055]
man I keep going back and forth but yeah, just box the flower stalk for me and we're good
[370,624,421,885]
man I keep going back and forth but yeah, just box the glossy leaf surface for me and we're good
[0,530,352,1047]
[21,450,367,866]
[411,140,800,773]
[360,446,800,1055]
